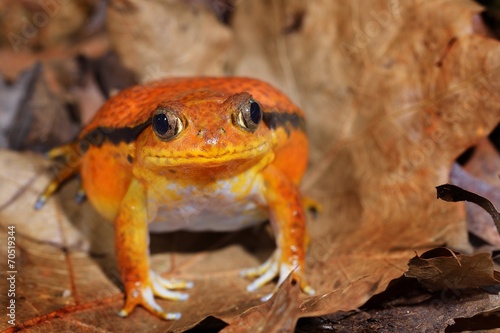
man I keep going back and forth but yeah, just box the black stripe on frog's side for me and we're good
[77,111,304,153]
[262,111,306,136]
[78,119,152,153]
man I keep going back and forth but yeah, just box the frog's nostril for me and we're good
[197,129,206,138]
[197,128,222,145]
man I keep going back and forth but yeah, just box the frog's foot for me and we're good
[151,271,194,291]
[303,197,322,219]
[35,142,81,210]
[240,250,315,300]
[118,271,193,320]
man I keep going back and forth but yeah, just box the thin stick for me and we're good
[436,184,500,235]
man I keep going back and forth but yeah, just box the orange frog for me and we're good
[36,77,314,320]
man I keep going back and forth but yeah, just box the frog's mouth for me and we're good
[143,142,271,167]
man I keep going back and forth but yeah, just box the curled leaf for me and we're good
[405,248,500,291]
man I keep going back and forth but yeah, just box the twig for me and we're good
[436,184,500,235]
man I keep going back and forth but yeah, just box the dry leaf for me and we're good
[304,261,500,332]
[220,276,300,333]
[463,138,500,185]
[6,63,79,151]
[77,52,137,99]
[449,308,500,331]
[405,247,500,291]
[302,288,500,332]
[0,150,88,248]
[0,65,39,148]
[2,0,500,332]
[107,0,232,81]
[0,0,100,52]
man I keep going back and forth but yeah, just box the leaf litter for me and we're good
[2,0,500,332]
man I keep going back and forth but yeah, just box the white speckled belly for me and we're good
[147,172,268,232]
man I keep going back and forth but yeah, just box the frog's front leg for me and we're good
[242,165,315,298]
[115,178,192,320]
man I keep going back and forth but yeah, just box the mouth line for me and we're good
[145,142,269,164]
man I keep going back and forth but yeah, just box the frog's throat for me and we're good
[143,142,271,167]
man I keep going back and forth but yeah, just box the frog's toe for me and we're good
[152,279,190,301]
[119,272,191,320]
[119,285,182,320]
[74,187,86,204]
[149,272,191,301]
[276,262,316,295]
[240,250,278,278]
[245,260,279,292]
[242,251,315,298]
[242,250,280,292]
[257,266,315,302]
[290,270,315,296]
[303,197,322,217]
[151,271,194,290]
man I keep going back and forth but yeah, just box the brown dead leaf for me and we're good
[463,138,500,185]
[76,52,137,99]
[0,0,100,52]
[3,0,500,332]
[301,287,500,332]
[6,63,79,151]
[107,0,232,81]
[0,0,110,83]
[449,308,500,331]
[405,247,500,291]
[0,150,88,248]
[220,275,300,333]
[0,65,39,148]
[303,260,500,332]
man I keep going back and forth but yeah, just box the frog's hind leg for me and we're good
[35,142,82,210]
[241,165,315,300]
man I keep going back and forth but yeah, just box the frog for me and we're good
[36,77,314,320]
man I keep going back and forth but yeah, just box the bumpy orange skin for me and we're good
[77,77,311,319]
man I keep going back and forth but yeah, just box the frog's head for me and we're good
[134,90,275,177]
[79,78,306,181]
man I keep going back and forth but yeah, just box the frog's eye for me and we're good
[235,100,262,132]
[152,108,184,141]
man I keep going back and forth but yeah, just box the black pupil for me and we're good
[153,113,171,135]
[249,102,262,124]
